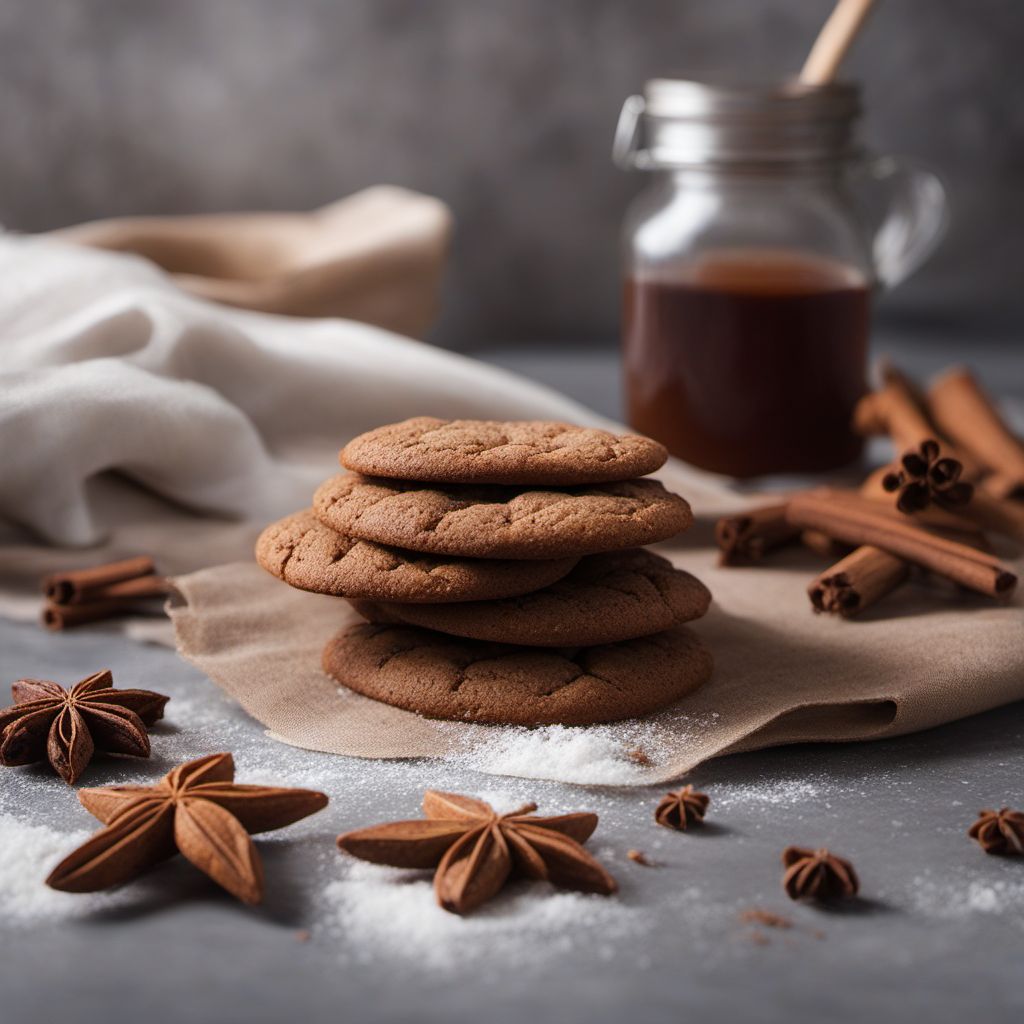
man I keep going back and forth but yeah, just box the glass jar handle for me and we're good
[867,155,948,290]
[612,95,647,170]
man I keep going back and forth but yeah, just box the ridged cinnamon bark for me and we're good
[928,368,1024,500]
[864,457,1024,543]
[808,545,910,617]
[715,504,801,565]
[41,601,135,631]
[44,557,156,604]
[860,469,980,533]
[853,363,979,477]
[787,490,1016,598]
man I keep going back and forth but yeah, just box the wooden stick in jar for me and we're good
[800,0,878,86]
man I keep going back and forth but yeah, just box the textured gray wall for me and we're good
[1,0,1021,348]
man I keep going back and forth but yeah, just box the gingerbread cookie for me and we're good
[340,417,667,486]
[322,621,712,725]
[352,548,711,646]
[313,474,692,560]
[255,510,579,603]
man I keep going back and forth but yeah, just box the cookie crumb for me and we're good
[627,747,651,766]
[627,849,655,866]
[294,929,311,943]
[739,908,793,929]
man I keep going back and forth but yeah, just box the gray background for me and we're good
[1,0,1022,348]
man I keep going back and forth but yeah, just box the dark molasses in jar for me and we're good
[624,249,870,477]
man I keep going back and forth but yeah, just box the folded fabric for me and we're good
[50,186,452,338]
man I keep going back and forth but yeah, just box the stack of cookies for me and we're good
[255,417,713,726]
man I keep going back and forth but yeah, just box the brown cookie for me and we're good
[351,548,711,647]
[255,510,579,603]
[313,474,692,560]
[340,417,667,485]
[322,622,713,725]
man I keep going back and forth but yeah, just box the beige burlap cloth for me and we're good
[169,474,1024,786]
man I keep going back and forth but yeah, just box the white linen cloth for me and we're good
[0,235,609,546]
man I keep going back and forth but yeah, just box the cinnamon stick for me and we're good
[44,556,156,604]
[809,545,910,617]
[715,505,801,565]
[928,367,1024,499]
[959,490,1024,544]
[853,364,979,477]
[786,490,1017,598]
[42,601,135,632]
[864,458,1024,543]
[852,363,938,449]
[861,468,980,534]
[801,530,849,558]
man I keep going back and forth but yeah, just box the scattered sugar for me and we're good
[446,712,722,787]
[316,859,645,976]
[0,814,126,921]
[712,777,830,809]
[906,872,1024,924]
[450,724,654,786]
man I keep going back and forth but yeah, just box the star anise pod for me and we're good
[781,847,859,902]
[881,439,973,514]
[654,784,710,831]
[47,752,328,904]
[968,808,1024,855]
[336,790,617,915]
[0,670,169,784]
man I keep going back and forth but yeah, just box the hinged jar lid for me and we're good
[613,79,862,170]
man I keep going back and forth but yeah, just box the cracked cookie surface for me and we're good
[351,548,711,646]
[313,474,692,560]
[255,510,579,603]
[322,621,713,725]
[340,417,667,485]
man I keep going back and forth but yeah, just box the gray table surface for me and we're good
[2,338,1023,1024]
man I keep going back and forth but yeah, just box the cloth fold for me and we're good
[50,185,452,337]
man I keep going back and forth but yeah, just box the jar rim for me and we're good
[615,78,863,170]
[643,78,861,123]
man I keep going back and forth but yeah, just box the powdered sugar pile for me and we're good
[318,859,645,976]
[0,815,126,921]
[444,712,723,786]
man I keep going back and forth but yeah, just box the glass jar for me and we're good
[614,79,947,478]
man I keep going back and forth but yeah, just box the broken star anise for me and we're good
[0,670,169,784]
[968,808,1024,855]
[336,790,617,915]
[881,439,973,514]
[781,846,859,902]
[654,784,710,831]
[46,752,328,904]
